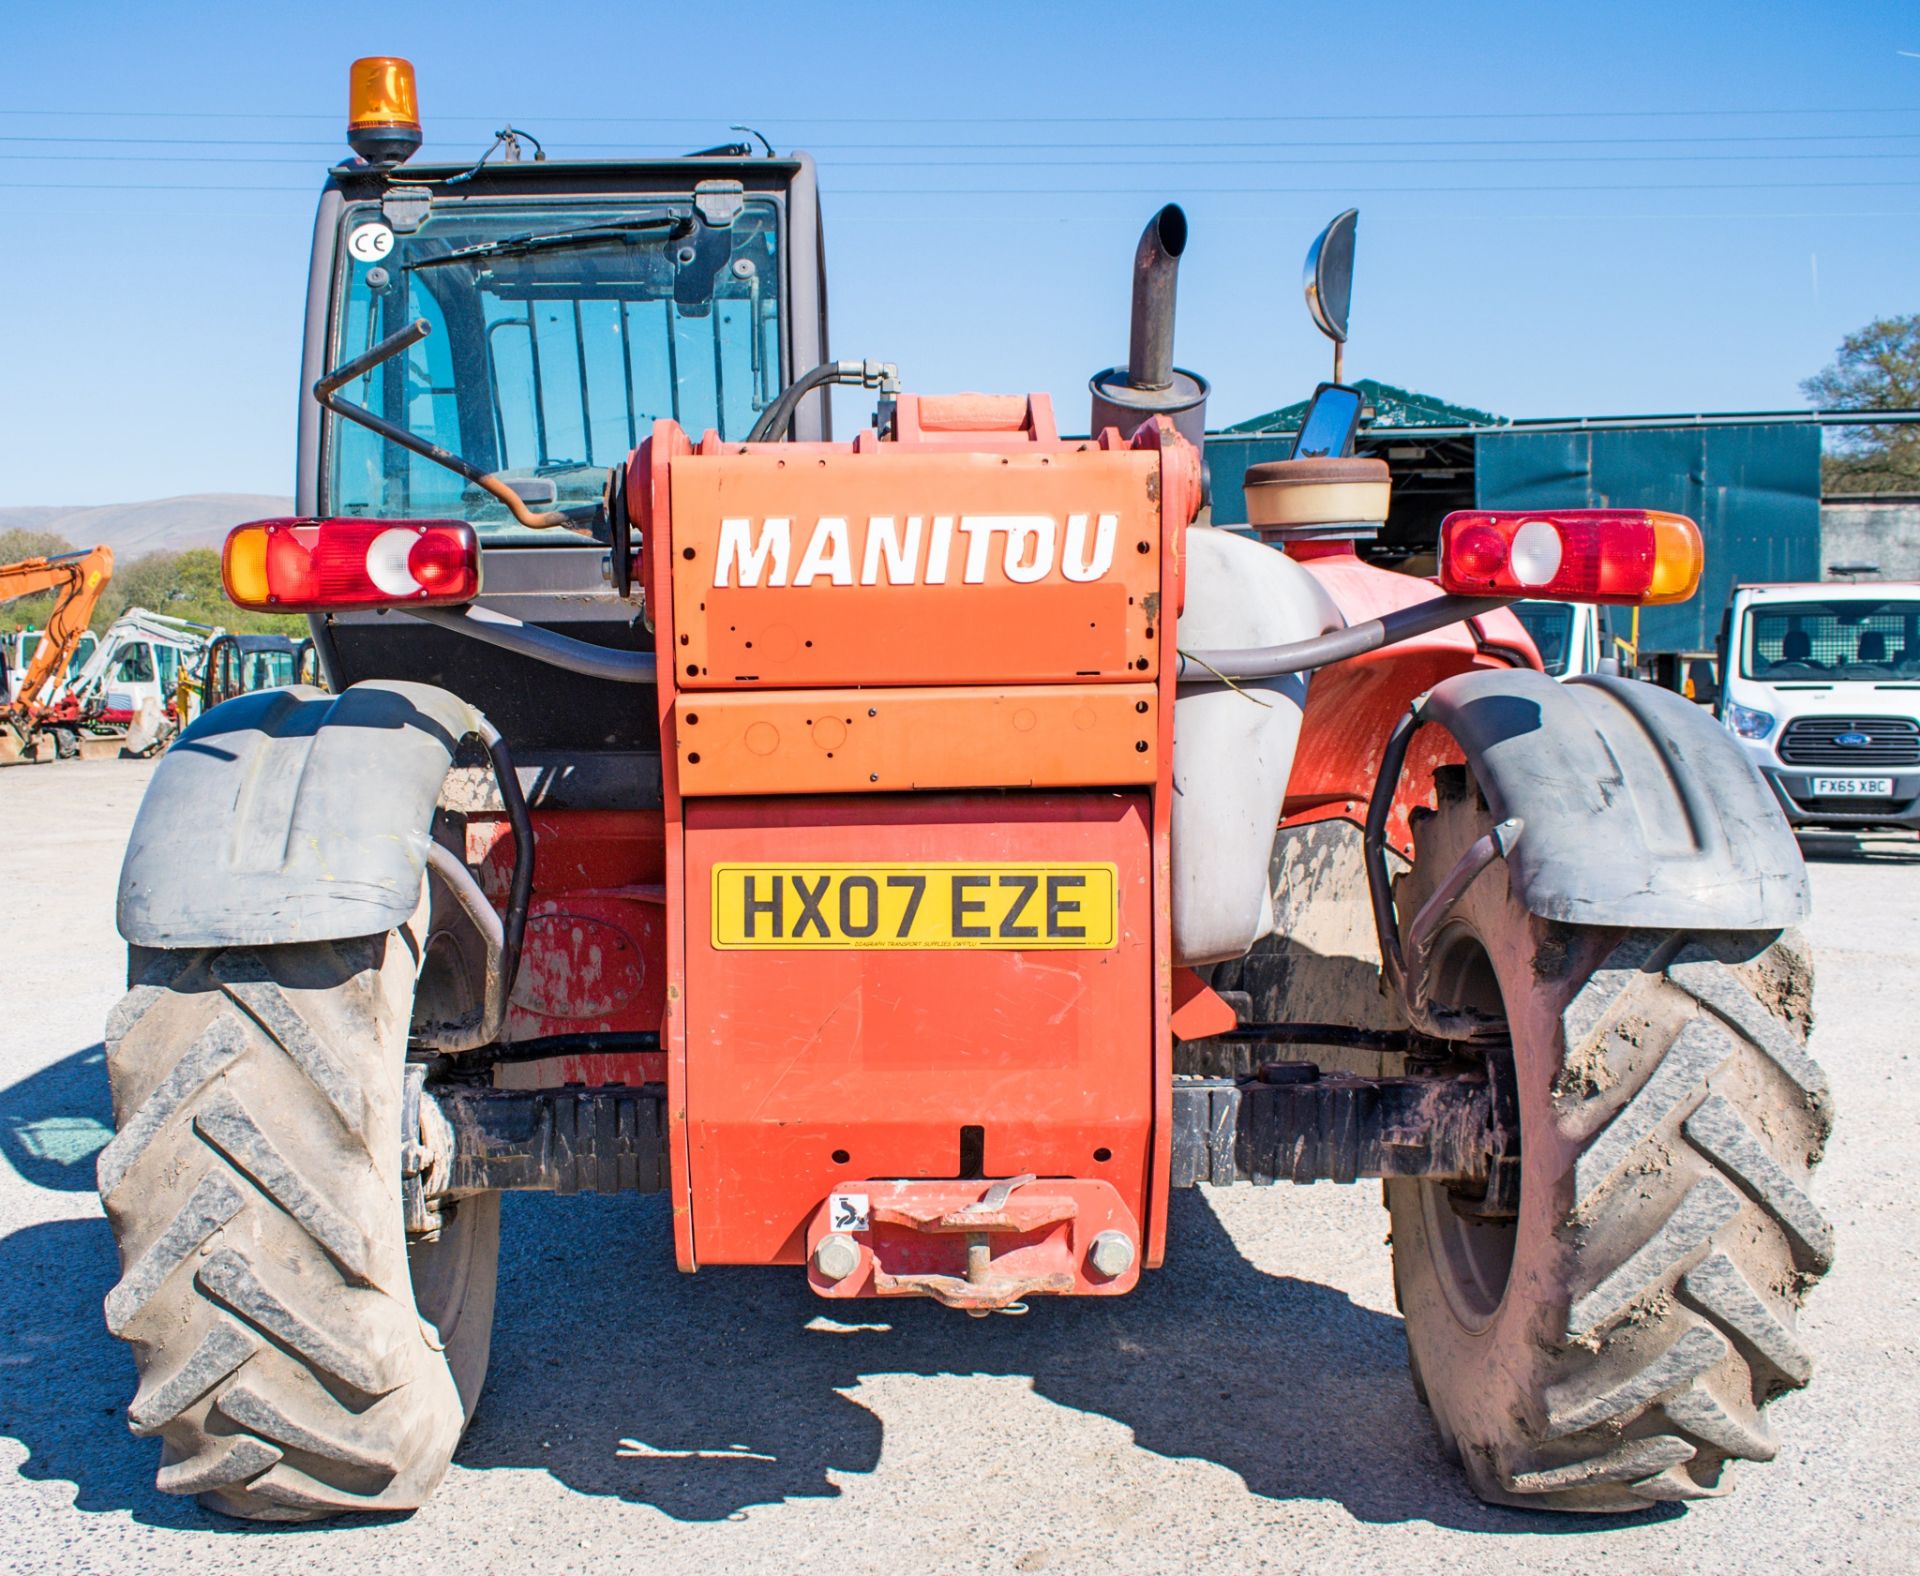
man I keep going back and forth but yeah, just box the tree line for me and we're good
[0,530,303,638]
[1801,314,1920,494]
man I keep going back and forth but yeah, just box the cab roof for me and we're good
[327,154,808,200]
[1733,580,1920,601]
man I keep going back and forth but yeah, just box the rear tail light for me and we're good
[223,519,480,612]
[1438,509,1703,606]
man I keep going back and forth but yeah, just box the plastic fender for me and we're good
[1419,668,1809,930]
[117,680,483,947]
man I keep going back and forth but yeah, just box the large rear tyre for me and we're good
[98,929,500,1521]
[1387,767,1832,1511]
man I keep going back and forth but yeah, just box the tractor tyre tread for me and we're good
[99,935,467,1522]
[1388,783,1832,1512]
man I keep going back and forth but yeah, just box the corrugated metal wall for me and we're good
[1474,423,1821,653]
[1205,437,1293,528]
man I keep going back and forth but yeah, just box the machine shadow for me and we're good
[460,1188,1676,1535]
[0,1044,1674,1537]
[0,1041,114,1194]
[0,1213,222,1529]
[0,1041,248,1529]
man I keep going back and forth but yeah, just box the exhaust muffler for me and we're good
[1089,203,1210,450]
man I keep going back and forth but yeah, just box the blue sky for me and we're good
[2,0,1917,504]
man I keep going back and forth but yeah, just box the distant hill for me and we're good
[0,494,294,560]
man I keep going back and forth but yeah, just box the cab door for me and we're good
[1714,601,1736,719]
[105,641,160,715]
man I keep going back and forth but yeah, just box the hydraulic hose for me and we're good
[403,605,658,683]
[1177,594,1509,683]
[746,359,899,444]
[413,716,536,1054]
[477,717,534,1004]
[746,360,844,443]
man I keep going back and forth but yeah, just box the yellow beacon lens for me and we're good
[348,57,420,130]
[346,57,423,165]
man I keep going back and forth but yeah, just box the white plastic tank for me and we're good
[1170,527,1342,964]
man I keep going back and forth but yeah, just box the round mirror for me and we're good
[1303,208,1358,343]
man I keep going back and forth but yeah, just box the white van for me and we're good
[1508,600,1622,680]
[1719,581,1920,830]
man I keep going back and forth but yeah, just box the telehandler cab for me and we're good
[99,57,1829,1520]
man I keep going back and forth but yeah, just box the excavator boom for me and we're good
[0,546,115,715]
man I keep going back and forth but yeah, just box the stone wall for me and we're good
[1821,499,1920,581]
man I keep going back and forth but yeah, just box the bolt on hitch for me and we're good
[806,1174,1141,1313]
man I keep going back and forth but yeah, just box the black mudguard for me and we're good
[117,681,484,948]
[1420,668,1808,930]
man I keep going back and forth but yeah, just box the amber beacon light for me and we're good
[347,56,422,165]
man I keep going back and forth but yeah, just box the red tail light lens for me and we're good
[1438,509,1703,606]
[223,519,481,612]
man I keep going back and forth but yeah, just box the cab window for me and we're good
[327,200,783,541]
[113,644,155,684]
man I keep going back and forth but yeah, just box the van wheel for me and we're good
[98,929,498,1521]
[1387,766,1832,1511]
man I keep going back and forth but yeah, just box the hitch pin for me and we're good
[961,1174,1037,1317]
[963,1173,1037,1214]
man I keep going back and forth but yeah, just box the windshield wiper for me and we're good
[405,212,693,272]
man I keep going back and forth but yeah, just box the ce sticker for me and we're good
[347,222,395,263]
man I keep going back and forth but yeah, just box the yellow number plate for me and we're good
[710,862,1118,950]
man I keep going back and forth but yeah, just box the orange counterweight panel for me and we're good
[681,793,1154,1266]
[673,683,1159,796]
[665,447,1166,689]
[640,400,1202,1281]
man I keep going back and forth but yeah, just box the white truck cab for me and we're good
[1719,581,1920,830]
[1509,599,1621,680]
[54,610,216,725]
[5,626,99,702]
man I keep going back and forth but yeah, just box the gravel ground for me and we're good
[2,758,1915,1574]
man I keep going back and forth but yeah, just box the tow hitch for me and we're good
[804,1176,1141,1315]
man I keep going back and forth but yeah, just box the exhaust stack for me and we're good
[1090,204,1210,451]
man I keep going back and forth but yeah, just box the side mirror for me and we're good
[1303,208,1358,376]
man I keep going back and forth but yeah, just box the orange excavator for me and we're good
[1,545,114,760]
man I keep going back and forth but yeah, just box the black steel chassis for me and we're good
[411,1034,1519,1209]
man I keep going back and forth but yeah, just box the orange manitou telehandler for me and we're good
[98,58,1830,1522]
[0,544,113,760]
